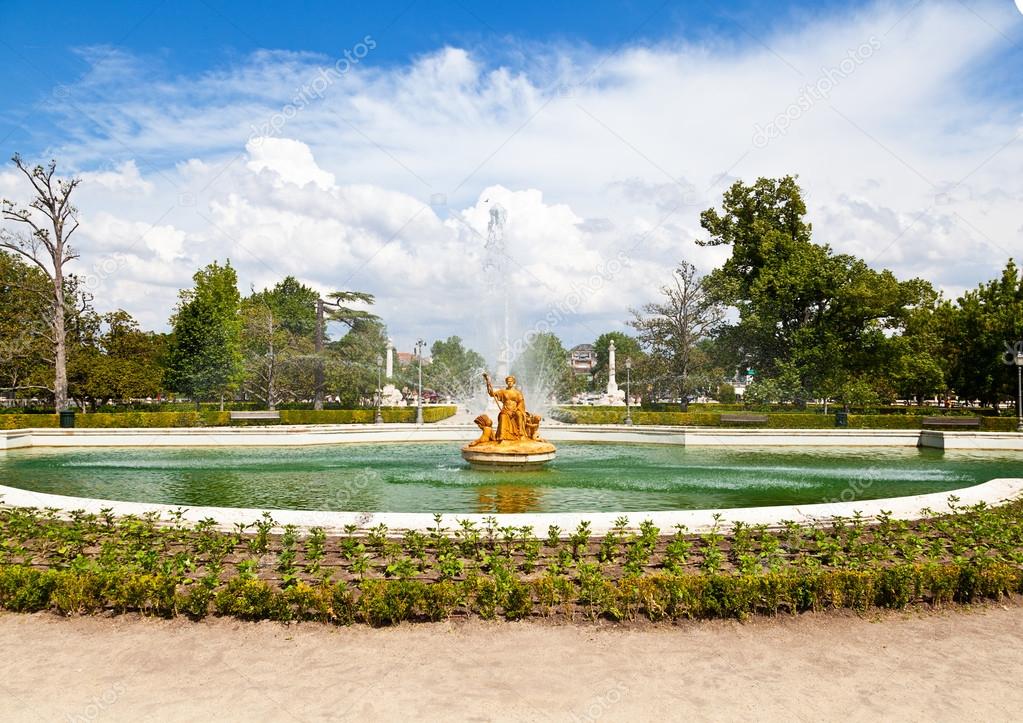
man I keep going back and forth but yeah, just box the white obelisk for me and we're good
[607,340,619,395]
[385,338,394,379]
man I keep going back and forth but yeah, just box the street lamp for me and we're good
[415,339,425,425]
[375,354,384,424]
[624,357,633,426]
[1016,349,1023,433]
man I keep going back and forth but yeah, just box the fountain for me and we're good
[461,372,557,468]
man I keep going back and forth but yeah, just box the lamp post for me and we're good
[415,339,425,425]
[624,357,633,426]
[375,354,384,424]
[1016,350,1023,433]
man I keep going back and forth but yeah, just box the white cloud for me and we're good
[245,137,336,189]
[80,160,153,194]
[6,0,1022,360]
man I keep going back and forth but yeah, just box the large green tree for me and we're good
[327,317,389,407]
[69,310,167,409]
[698,176,938,403]
[166,261,243,408]
[241,277,319,409]
[943,259,1023,408]
[0,250,53,398]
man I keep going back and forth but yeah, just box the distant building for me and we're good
[569,344,596,376]
[396,351,430,366]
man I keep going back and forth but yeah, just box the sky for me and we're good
[1,0,1022,362]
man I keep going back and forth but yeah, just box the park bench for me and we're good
[921,416,981,429]
[720,413,769,425]
[229,410,281,422]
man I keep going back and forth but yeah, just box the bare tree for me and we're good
[1,155,82,411]
[630,261,724,405]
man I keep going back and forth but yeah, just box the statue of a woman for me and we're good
[484,373,527,441]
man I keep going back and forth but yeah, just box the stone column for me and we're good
[386,338,394,379]
[607,340,619,394]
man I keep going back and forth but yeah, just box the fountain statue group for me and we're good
[461,373,557,468]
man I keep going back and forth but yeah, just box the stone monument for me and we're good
[379,338,405,406]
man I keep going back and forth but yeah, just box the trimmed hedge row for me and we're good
[554,407,1018,432]
[0,406,457,430]
[0,561,1017,624]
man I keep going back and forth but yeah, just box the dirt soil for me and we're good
[1,605,1022,722]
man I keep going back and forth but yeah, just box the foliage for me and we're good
[423,336,487,401]
[165,261,243,405]
[240,277,318,409]
[0,499,1022,625]
[0,250,53,397]
[69,310,167,409]
[698,176,944,404]
[511,331,579,403]
[326,318,389,407]
[943,259,1023,408]
[630,261,724,402]
[0,406,457,429]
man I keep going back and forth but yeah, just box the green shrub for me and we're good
[214,577,292,621]
[51,570,106,615]
[0,566,55,611]
[846,415,921,429]
[0,406,457,429]
[0,414,59,430]
[358,579,426,626]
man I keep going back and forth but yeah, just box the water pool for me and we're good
[1,442,1019,514]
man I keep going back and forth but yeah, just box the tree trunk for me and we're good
[52,271,68,411]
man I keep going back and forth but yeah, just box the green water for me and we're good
[0,443,1019,513]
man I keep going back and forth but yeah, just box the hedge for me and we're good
[0,406,457,430]
[0,561,1017,624]
[553,407,1017,431]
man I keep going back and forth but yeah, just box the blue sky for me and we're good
[0,1,1021,358]
[1,0,904,159]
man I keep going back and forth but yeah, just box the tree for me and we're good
[241,277,319,409]
[0,250,53,399]
[69,310,166,410]
[166,261,243,408]
[314,289,377,410]
[424,336,486,401]
[943,259,1023,408]
[698,176,939,401]
[0,155,82,410]
[327,317,389,407]
[511,332,577,403]
[630,261,724,405]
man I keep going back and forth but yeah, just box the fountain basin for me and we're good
[461,439,557,468]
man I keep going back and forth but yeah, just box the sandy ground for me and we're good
[1,606,1022,722]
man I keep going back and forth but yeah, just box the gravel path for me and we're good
[1,605,1021,722]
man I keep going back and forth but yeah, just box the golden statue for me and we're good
[462,373,556,467]
[485,373,528,441]
[468,414,496,446]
